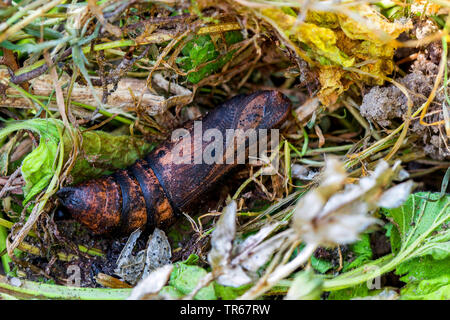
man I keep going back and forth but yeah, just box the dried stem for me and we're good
[238,242,317,300]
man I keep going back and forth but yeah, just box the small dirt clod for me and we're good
[360,45,449,160]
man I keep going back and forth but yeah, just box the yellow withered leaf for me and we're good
[296,23,355,68]
[351,41,396,85]
[257,5,411,105]
[338,4,409,43]
[260,9,354,68]
[306,11,339,28]
[317,66,351,106]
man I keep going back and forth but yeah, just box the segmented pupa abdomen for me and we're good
[57,90,291,235]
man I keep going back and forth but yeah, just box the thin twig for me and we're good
[0,167,21,199]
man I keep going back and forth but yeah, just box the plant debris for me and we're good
[114,228,171,285]
[0,0,449,301]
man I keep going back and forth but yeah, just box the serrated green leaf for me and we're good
[382,192,450,259]
[396,256,450,283]
[419,242,450,260]
[401,275,450,300]
[381,192,450,300]
[324,192,449,294]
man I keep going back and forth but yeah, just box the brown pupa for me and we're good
[56,91,291,234]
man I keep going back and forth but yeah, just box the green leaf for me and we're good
[24,24,63,40]
[187,50,235,84]
[0,119,60,203]
[311,256,333,273]
[343,234,373,271]
[310,234,374,275]
[381,192,450,286]
[400,275,450,300]
[286,270,323,300]
[159,285,184,299]
[0,213,12,275]
[382,192,450,257]
[0,119,153,203]
[214,283,251,300]
[168,263,216,300]
[177,32,243,84]
[324,192,449,293]
[419,241,450,260]
[0,275,130,300]
[74,129,153,183]
[162,255,249,300]
[328,284,371,300]
[396,256,450,283]
[0,35,74,54]
[178,35,218,70]
[183,254,200,265]
[224,31,243,45]
[295,243,335,274]
[381,192,450,300]
[21,140,57,203]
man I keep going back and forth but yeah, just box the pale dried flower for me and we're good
[127,265,173,300]
[285,270,323,300]
[115,228,172,285]
[292,159,412,246]
[208,200,290,287]
[291,164,318,180]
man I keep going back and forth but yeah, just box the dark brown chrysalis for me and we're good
[56,91,291,235]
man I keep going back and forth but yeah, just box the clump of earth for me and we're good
[360,20,449,160]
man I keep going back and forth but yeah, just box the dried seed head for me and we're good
[292,159,412,247]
